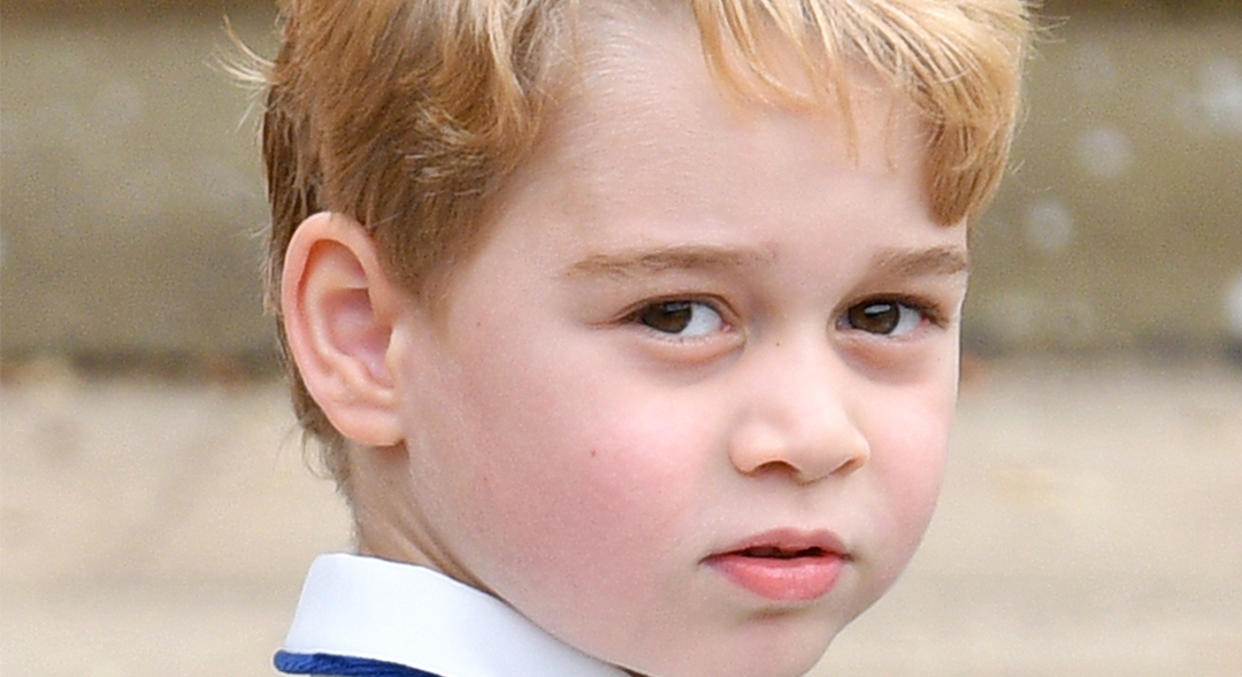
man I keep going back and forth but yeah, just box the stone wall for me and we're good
[3,2,1240,364]
[972,2,1242,354]
[2,2,279,363]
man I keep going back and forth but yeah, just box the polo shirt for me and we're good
[274,553,629,677]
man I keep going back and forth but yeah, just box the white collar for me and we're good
[281,553,629,677]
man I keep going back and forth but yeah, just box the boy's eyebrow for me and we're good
[561,244,775,280]
[561,243,968,280]
[870,245,970,277]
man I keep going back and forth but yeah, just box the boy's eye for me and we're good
[636,301,724,337]
[844,300,925,336]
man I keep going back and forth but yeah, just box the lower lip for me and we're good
[706,553,845,602]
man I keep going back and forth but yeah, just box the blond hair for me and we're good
[260,0,1033,498]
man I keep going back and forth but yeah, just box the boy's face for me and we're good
[382,15,967,677]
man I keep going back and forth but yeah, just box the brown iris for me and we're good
[847,301,901,334]
[638,301,694,333]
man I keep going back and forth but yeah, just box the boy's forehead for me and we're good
[453,1,967,293]
[541,7,929,188]
[479,27,959,278]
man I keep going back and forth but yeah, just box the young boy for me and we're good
[261,1,1031,675]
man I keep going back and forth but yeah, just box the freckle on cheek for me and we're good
[589,448,598,458]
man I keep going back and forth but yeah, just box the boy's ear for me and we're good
[281,212,406,448]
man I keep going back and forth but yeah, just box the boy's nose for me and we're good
[727,347,870,484]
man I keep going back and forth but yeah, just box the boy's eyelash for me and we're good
[901,295,945,323]
[852,294,949,327]
[621,296,729,323]
[613,293,951,331]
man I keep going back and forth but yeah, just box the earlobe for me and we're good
[281,212,407,447]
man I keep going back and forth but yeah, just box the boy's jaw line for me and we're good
[353,488,499,598]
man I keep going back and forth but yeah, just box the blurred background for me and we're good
[2,0,1240,675]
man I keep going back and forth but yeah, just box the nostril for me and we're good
[751,459,799,476]
[832,454,865,476]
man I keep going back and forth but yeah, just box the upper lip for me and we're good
[706,527,849,560]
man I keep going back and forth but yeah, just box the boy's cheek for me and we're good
[860,385,954,566]
[494,407,706,533]
[447,370,706,539]
[455,407,710,639]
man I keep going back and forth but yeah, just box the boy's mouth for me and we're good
[704,529,848,602]
[735,545,829,559]
[710,528,848,559]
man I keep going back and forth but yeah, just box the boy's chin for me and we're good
[614,627,841,677]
